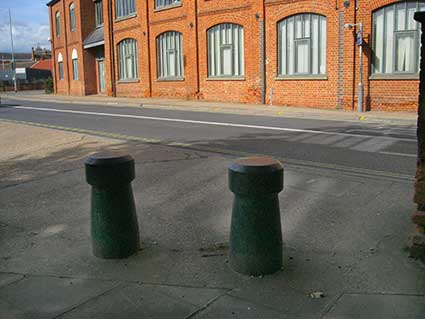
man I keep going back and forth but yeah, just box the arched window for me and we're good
[117,39,138,80]
[58,53,64,80]
[55,12,61,37]
[72,49,78,80]
[156,31,184,79]
[373,1,425,75]
[278,14,327,76]
[116,0,135,19]
[69,3,76,32]
[207,23,244,78]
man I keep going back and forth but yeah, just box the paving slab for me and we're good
[60,283,227,319]
[0,276,119,319]
[323,293,425,319]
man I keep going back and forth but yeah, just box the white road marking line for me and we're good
[11,106,416,142]
[379,151,417,158]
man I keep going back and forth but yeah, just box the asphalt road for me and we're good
[0,98,418,180]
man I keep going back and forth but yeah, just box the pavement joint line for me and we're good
[9,105,417,142]
[0,271,233,291]
[0,274,26,289]
[321,292,346,317]
[185,291,230,319]
[51,284,124,319]
[0,118,414,182]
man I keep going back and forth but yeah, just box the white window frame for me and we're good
[155,0,181,10]
[207,23,244,78]
[72,49,78,80]
[372,1,425,75]
[117,39,139,80]
[95,0,103,27]
[277,13,327,77]
[55,12,61,37]
[115,0,136,19]
[156,31,184,80]
[69,3,76,32]
[58,53,64,80]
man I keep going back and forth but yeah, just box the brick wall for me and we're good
[49,0,421,112]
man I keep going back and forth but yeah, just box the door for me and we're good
[98,60,105,93]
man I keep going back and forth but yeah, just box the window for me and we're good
[115,0,135,19]
[373,1,425,75]
[72,49,78,80]
[58,53,64,80]
[69,3,76,32]
[157,31,184,79]
[95,0,103,27]
[278,14,327,76]
[155,0,181,9]
[207,23,244,78]
[55,12,60,37]
[117,39,138,80]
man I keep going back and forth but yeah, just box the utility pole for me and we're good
[9,8,17,93]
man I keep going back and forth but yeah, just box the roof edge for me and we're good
[46,0,60,7]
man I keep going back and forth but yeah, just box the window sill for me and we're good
[157,77,185,82]
[275,75,328,81]
[115,13,137,23]
[369,74,419,80]
[117,79,140,83]
[154,3,182,12]
[206,77,245,81]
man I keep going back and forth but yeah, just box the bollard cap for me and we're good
[229,156,283,195]
[85,153,135,187]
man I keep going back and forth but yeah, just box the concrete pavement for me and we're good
[1,91,417,125]
[0,120,424,318]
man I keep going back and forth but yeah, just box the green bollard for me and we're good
[85,153,140,259]
[228,156,284,276]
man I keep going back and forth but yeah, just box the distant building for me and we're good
[46,0,425,111]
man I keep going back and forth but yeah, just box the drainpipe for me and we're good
[62,0,71,95]
[146,0,152,97]
[108,0,116,97]
[48,6,57,94]
[258,4,266,105]
[194,0,200,97]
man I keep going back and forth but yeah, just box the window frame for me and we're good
[55,12,61,37]
[155,0,182,11]
[69,3,76,32]
[117,38,139,81]
[372,1,424,77]
[277,13,327,78]
[207,23,245,79]
[95,0,104,28]
[156,31,184,80]
[115,0,136,20]
[58,62,64,80]
[71,49,79,80]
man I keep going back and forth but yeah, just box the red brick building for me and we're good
[47,0,425,111]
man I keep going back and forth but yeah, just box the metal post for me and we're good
[358,23,364,113]
[8,9,17,93]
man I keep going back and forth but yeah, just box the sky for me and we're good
[0,0,50,53]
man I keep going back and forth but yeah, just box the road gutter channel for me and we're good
[0,118,414,182]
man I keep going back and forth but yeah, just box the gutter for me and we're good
[108,0,116,97]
